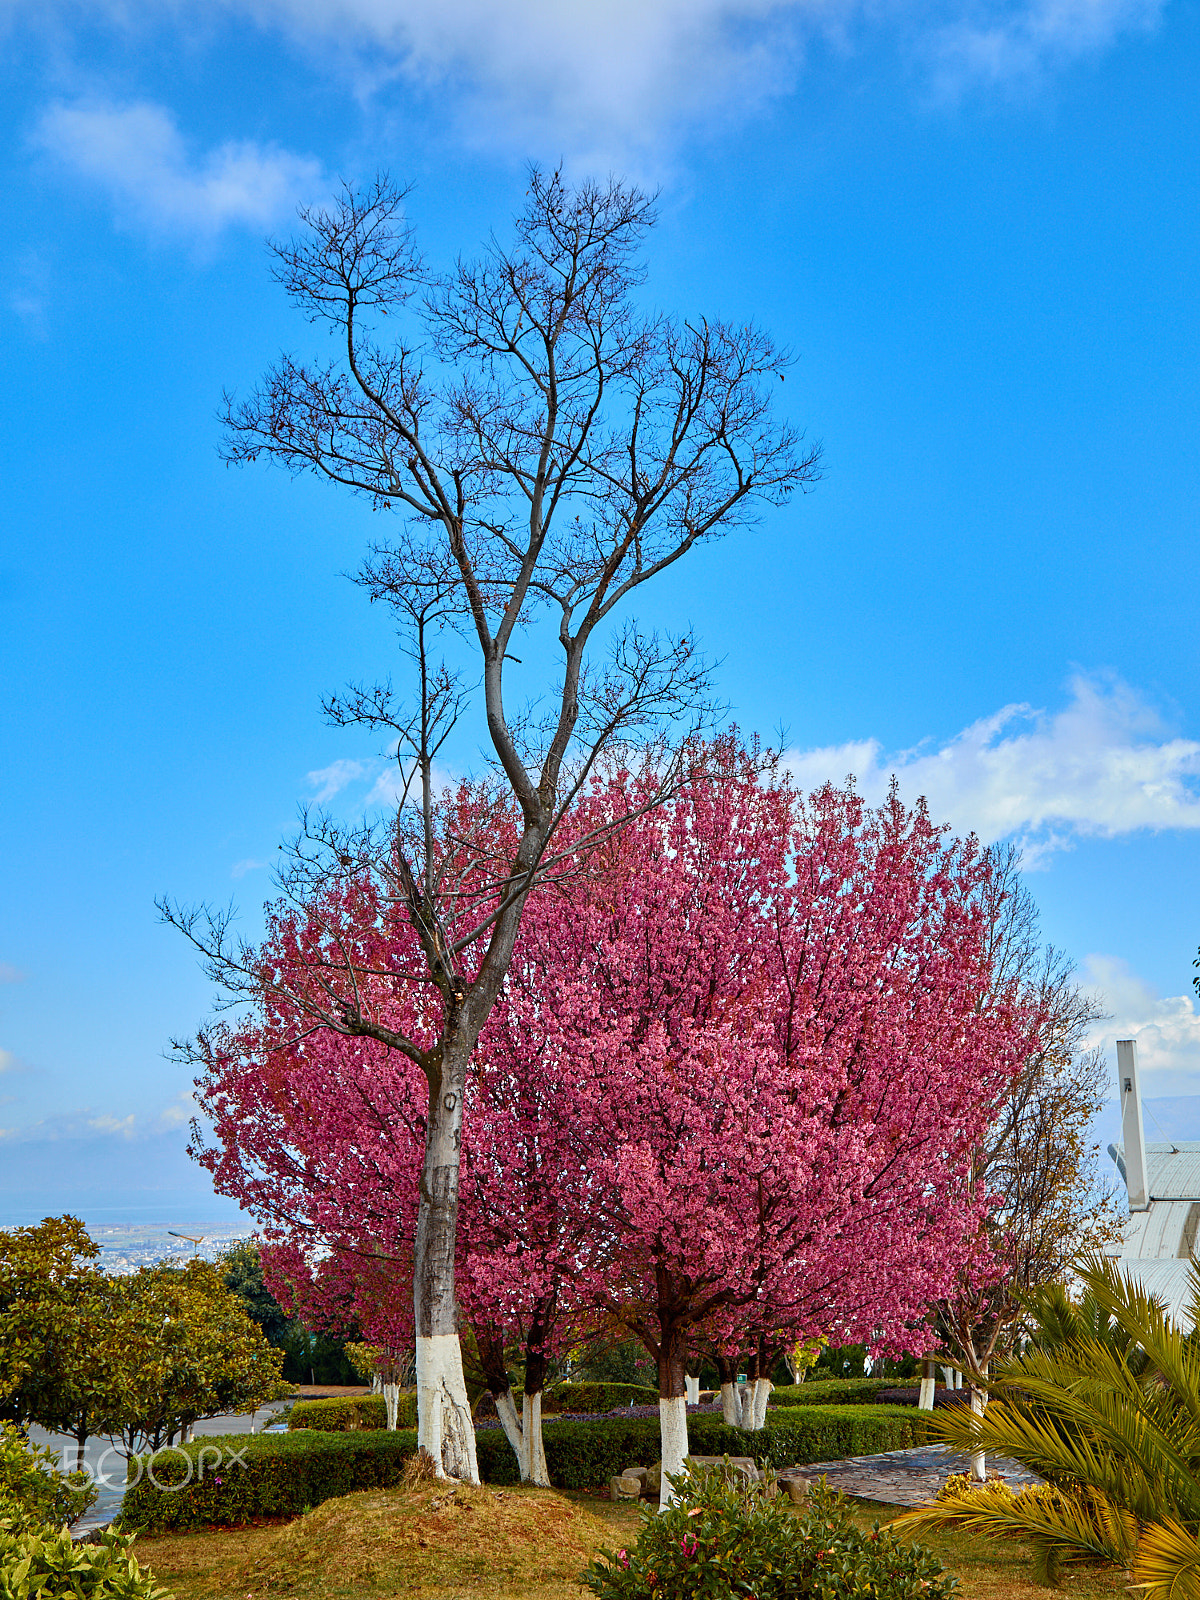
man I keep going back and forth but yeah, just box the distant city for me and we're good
[0,1220,255,1275]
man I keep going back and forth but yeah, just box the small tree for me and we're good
[936,844,1120,1476]
[167,169,817,1478]
[0,1217,100,1433]
[100,1261,288,1454]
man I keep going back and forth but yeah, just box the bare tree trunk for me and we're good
[414,1042,478,1483]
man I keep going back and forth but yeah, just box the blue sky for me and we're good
[1,0,1198,1223]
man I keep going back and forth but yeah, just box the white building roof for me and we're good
[1114,1259,1196,1329]
[1144,1142,1200,1201]
[1121,1199,1200,1259]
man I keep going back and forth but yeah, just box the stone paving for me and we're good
[781,1445,1041,1507]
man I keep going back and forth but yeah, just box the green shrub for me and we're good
[287,1392,418,1432]
[0,1424,95,1528]
[479,1405,926,1492]
[769,1379,897,1407]
[544,1382,660,1414]
[120,1402,926,1528]
[0,1515,167,1598]
[118,1429,418,1532]
[582,1466,955,1600]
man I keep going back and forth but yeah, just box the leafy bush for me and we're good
[770,1380,897,1408]
[0,1515,167,1599]
[582,1466,955,1600]
[118,1429,417,1532]
[0,1424,95,1528]
[288,1392,418,1432]
[544,1383,660,1414]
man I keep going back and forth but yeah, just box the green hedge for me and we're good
[288,1392,418,1432]
[769,1379,897,1407]
[118,1430,417,1533]
[119,1404,926,1529]
[543,1381,660,1413]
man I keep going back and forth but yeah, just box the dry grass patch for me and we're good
[143,1479,630,1600]
[848,1501,1127,1600]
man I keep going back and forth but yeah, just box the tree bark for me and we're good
[657,1327,688,1509]
[918,1358,937,1411]
[383,1382,400,1431]
[749,1376,773,1430]
[715,1354,741,1426]
[523,1343,550,1488]
[969,1365,988,1481]
[414,1039,478,1482]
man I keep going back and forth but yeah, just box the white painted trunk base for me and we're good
[416,1334,480,1483]
[750,1378,773,1430]
[969,1382,987,1481]
[524,1391,549,1487]
[494,1388,527,1477]
[383,1382,400,1431]
[491,1387,548,1485]
[684,1375,700,1405]
[917,1377,935,1411]
[658,1396,689,1510]
[720,1382,740,1426]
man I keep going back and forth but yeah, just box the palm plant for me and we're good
[895,1256,1200,1596]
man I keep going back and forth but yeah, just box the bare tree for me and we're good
[938,844,1120,1476]
[162,170,819,1480]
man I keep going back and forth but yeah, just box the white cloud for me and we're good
[0,1050,16,1075]
[1083,955,1200,1103]
[230,858,268,879]
[33,98,325,238]
[930,0,1162,97]
[307,758,371,804]
[784,673,1200,864]
[0,964,24,984]
[0,1092,196,1142]
[14,0,1164,167]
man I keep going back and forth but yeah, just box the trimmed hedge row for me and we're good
[769,1379,897,1408]
[119,1404,927,1530]
[289,1392,418,1432]
[544,1381,660,1413]
[119,1430,417,1533]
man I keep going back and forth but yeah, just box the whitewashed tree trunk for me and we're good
[659,1395,689,1510]
[684,1375,700,1405]
[524,1391,549,1488]
[416,1334,479,1481]
[494,1387,529,1479]
[969,1368,988,1481]
[371,1374,382,1394]
[749,1377,773,1430]
[918,1374,935,1410]
[383,1382,400,1431]
[720,1382,740,1426]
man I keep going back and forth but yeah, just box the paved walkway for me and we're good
[782,1445,1041,1507]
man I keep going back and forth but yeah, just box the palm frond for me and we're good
[1131,1518,1200,1600]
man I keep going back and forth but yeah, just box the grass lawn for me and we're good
[131,1484,1128,1600]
